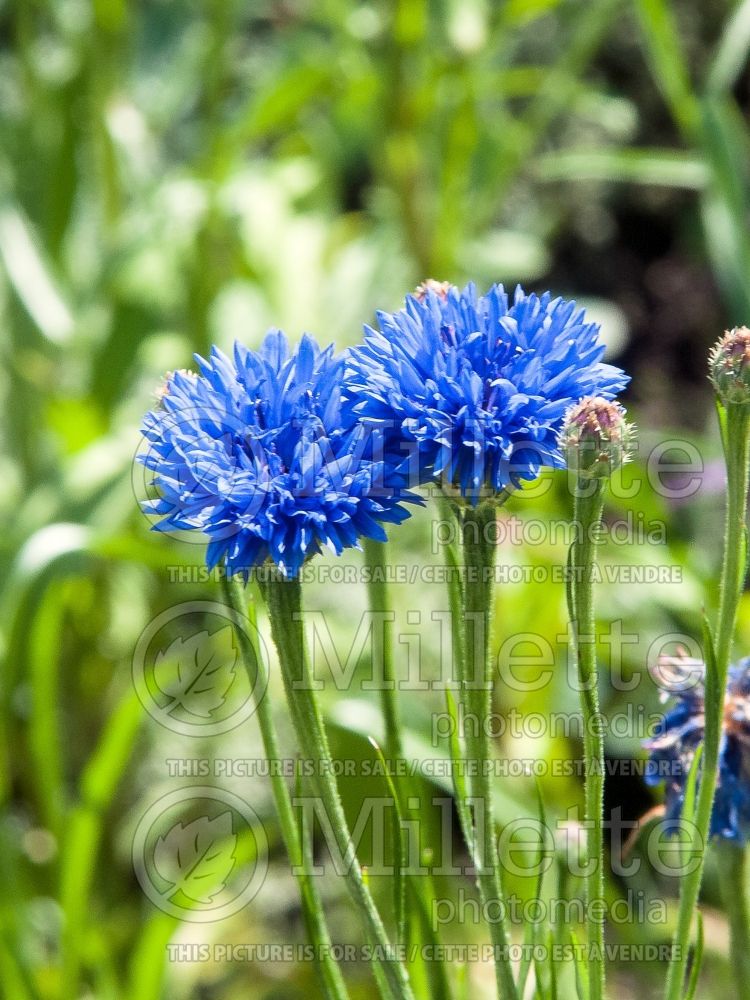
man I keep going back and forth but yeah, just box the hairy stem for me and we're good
[570,479,606,1000]
[461,501,519,1000]
[264,573,414,1000]
[364,537,403,760]
[221,574,349,1000]
[664,404,750,1000]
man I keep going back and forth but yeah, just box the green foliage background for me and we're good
[2,0,750,997]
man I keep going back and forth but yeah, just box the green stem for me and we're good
[461,501,519,1000]
[718,842,750,1000]
[364,538,403,760]
[439,495,466,673]
[365,541,454,997]
[264,573,415,1000]
[221,575,349,1000]
[715,405,750,693]
[570,479,606,1000]
[664,404,750,1000]
[439,497,475,859]
[363,538,408,953]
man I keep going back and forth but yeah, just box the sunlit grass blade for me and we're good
[633,0,700,135]
[126,913,178,1000]
[60,688,143,998]
[707,0,750,94]
[513,0,623,155]
[0,202,74,344]
[28,581,67,838]
[536,148,708,189]
[698,97,750,318]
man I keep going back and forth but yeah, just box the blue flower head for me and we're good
[644,652,750,842]
[139,331,420,578]
[344,281,629,501]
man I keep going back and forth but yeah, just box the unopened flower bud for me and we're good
[561,397,633,480]
[709,327,750,405]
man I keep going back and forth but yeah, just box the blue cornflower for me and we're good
[344,281,629,500]
[139,331,420,578]
[644,653,750,842]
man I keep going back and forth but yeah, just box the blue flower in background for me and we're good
[139,331,420,578]
[644,653,750,842]
[344,281,629,500]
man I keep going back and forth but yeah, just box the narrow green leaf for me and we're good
[126,826,264,1000]
[682,742,704,829]
[701,611,721,750]
[294,761,323,942]
[548,927,559,1000]
[0,203,74,343]
[533,938,551,1000]
[228,63,332,145]
[570,928,590,1000]
[532,779,548,916]
[79,690,143,809]
[443,688,475,864]
[518,920,536,998]
[699,97,750,319]
[707,0,750,95]
[518,779,550,994]
[61,689,144,996]
[126,913,178,1000]
[633,0,700,136]
[536,148,708,189]
[684,911,704,1000]
[369,737,407,945]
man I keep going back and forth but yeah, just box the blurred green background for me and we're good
[3,0,750,997]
